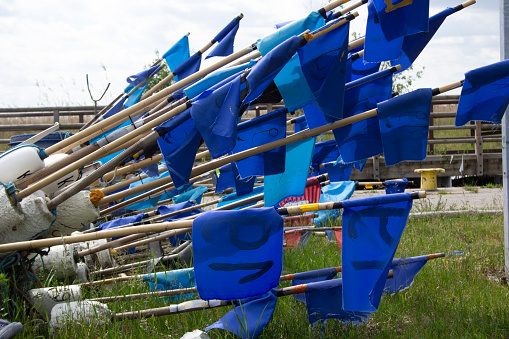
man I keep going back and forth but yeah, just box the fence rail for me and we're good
[0,95,502,181]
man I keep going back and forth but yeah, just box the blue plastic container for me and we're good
[8,132,73,149]
[384,178,409,194]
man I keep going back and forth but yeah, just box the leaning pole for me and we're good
[501,0,509,279]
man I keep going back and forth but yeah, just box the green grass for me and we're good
[6,213,509,338]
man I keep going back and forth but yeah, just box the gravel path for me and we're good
[352,187,504,212]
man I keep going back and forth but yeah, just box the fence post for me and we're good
[53,109,60,124]
[475,121,484,176]
[373,155,380,181]
[428,103,434,155]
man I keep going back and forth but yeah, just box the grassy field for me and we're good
[5,209,508,338]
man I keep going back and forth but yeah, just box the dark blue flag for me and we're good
[346,42,380,83]
[100,212,146,253]
[297,20,350,125]
[325,158,354,182]
[233,108,287,179]
[333,69,393,163]
[103,96,127,119]
[205,289,278,339]
[364,0,430,63]
[213,163,256,196]
[384,255,429,294]
[206,21,240,59]
[217,186,264,209]
[156,109,202,188]
[173,52,202,81]
[455,59,509,126]
[311,139,338,172]
[190,76,241,158]
[193,208,283,300]
[292,267,337,303]
[378,88,433,166]
[305,279,372,325]
[391,7,456,72]
[342,193,413,312]
[163,35,190,74]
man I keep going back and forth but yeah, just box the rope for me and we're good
[0,181,20,204]
[0,143,48,160]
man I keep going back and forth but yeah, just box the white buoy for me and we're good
[0,145,45,184]
[0,186,25,236]
[75,262,89,283]
[49,300,110,333]
[32,244,78,281]
[181,330,211,339]
[41,191,100,238]
[41,154,80,195]
[0,190,55,246]
[93,239,115,269]
[28,285,82,318]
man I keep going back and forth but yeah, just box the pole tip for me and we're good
[418,191,426,199]
[238,13,244,19]
[185,32,191,37]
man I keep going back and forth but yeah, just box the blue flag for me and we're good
[378,88,433,166]
[297,20,350,125]
[156,110,202,188]
[158,200,201,221]
[455,59,509,127]
[123,64,161,108]
[342,192,413,312]
[391,7,456,72]
[364,0,430,63]
[384,255,429,295]
[217,186,264,209]
[172,185,208,204]
[99,212,146,253]
[173,52,202,82]
[257,12,326,112]
[190,76,241,158]
[205,289,278,339]
[264,137,316,207]
[163,35,191,74]
[314,181,356,228]
[311,140,338,171]
[292,267,338,304]
[142,268,196,301]
[124,171,171,211]
[213,163,256,196]
[333,69,393,163]
[346,42,380,83]
[325,159,354,182]
[206,21,240,59]
[103,96,127,119]
[193,208,283,300]
[305,279,372,325]
[233,108,287,179]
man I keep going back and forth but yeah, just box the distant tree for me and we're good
[144,50,173,92]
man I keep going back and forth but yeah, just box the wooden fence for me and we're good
[0,95,502,181]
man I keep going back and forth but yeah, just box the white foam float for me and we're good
[49,300,111,333]
[32,244,78,281]
[75,238,115,269]
[75,262,89,283]
[0,190,55,246]
[28,285,82,318]
[40,191,100,238]
[0,145,45,184]
[41,154,80,195]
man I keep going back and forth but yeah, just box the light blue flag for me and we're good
[163,35,191,74]
[314,181,356,228]
[124,171,170,211]
[142,268,196,302]
[264,137,316,207]
[257,11,326,112]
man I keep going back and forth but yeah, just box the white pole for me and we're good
[500,0,509,278]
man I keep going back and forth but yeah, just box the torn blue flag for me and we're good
[378,88,433,166]
[205,289,278,339]
[206,20,240,59]
[213,163,256,196]
[384,255,429,295]
[193,208,283,300]
[455,59,509,126]
[342,192,413,312]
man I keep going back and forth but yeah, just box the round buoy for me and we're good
[94,239,115,269]
[41,154,80,195]
[28,285,82,318]
[49,300,110,333]
[0,146,45,184]
[0,190,55,246]
[41,191,100,238]
[75,262,89,283]
[32,244,78,281]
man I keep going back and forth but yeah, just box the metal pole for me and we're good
[500,0,509,278]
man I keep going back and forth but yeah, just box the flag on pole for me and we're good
[163,35,191,74]
[455,59,509,126]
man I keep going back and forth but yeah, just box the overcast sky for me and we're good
[0,0,500,107]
